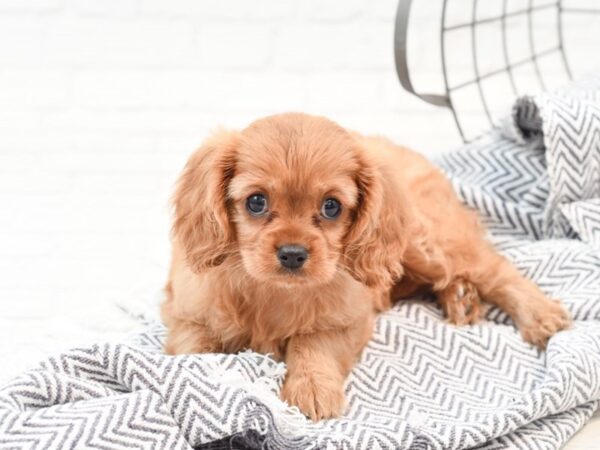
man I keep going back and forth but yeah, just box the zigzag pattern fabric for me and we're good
[2,77,600,449]
[505,75,600,241]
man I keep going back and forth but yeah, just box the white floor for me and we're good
[567,414,600,450]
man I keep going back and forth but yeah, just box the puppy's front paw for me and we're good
[437,278,482,325]
[281,373,346,421]
[518,298,571,348]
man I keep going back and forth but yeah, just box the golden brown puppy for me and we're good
[162,113,570,420]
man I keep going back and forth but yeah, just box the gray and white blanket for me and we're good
[2,77,600,449]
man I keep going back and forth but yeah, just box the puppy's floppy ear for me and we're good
[343,149,407,290]
[172,130,240,272]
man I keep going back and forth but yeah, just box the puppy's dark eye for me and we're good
[246,194,268,216]
[321,198,341,219]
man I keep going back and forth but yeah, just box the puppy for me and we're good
[161,113,570,420]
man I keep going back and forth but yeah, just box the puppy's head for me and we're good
[173,113,405,289]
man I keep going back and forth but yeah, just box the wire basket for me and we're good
[394,0,600,141]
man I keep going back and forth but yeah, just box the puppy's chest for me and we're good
[214,289,345,352]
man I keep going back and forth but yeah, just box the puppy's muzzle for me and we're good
[277,244,308,270]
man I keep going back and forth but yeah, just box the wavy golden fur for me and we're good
[162,113,570,420]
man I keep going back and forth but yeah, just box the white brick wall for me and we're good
[0,0,442,380]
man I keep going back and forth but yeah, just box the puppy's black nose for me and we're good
[277,245,308,270]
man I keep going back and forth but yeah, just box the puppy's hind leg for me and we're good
[402,238,484,325]
[436,277,484,326]
[471,244,571,348]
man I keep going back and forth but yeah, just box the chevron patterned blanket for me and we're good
[2,80,600,450]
